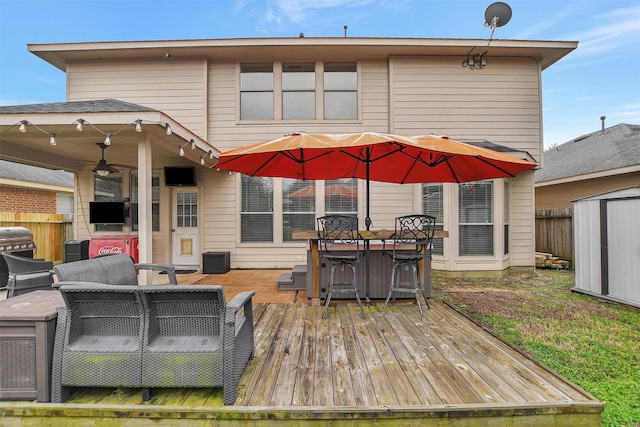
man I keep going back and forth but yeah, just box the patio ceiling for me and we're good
[0,100,219,173]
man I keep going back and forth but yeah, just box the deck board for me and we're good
[0,299,603,426]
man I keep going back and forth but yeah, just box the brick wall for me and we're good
[0,185,58,213]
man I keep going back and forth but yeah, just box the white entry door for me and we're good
[171,189,200,268]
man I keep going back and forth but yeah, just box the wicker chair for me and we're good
[139,285,255,405]
[51,285,145,403]
[53,254,177,286]
[382,214,436,318]
[1,253,54,298]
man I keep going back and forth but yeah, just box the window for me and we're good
[240,63,273,120]
[283,179,316,242]
[422,184,444,255]
[130,174,160,232]
[93,174,123,232]
[56,194,73,214]
[324,63,357,119]
[176,192,198,227]
[325,179,358,215]
[241,175,273,242]
[458,181,493,256]
[282,62,315,119]
[504,181,510,255]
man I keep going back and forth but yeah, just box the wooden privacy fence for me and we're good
[535,208,573,261]
[0,212,73,264]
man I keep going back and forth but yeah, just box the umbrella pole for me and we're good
[365,155,371,305]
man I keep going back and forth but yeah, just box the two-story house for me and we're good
[0,37,576,274]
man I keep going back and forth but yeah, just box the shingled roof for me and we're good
[0,160,73,188]
[535,123,640,183]
[0,98,157,114]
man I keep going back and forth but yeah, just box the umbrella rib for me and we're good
[476,157,517,177]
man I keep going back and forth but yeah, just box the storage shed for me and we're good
[572,187,640,308]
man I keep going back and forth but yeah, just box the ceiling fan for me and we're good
[92,142,136,176]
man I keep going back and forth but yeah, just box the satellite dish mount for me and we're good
[484,2,512,42]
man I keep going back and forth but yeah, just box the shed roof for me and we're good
[535,123,640,183]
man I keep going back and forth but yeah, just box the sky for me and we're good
[0,0,639,149]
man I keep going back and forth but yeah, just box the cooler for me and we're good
[89,234,139,263]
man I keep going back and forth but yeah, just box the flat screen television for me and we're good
[164,166,197,187]
[89,201,126,224]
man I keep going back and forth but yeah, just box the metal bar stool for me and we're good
[382,214,436,318]
[317,215,365,319]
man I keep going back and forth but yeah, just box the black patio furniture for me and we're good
[382,214,436,318]
[317,215,365,319]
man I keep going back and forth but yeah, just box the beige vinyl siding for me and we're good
[67,61,207,137]
[510,171,536,267]
[390,56,542,161]
[535,172,640,209]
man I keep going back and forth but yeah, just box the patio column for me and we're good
[137,134,153,284]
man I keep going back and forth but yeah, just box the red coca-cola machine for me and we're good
[89,234,139,263]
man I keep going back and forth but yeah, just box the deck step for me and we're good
[277,265,307,290]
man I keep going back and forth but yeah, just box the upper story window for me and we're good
[240,62,358,121]
[324,62,357,119]
[282,62,315,119]
[240,63,274,120]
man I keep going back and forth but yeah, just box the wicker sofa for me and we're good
[52,253,178,286]
[51,284,255,405]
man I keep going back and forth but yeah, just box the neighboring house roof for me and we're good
[535,123,640,183]
[0,98,157,114]
[0,160,74,189]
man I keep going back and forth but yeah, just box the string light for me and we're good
[2,117,219,168]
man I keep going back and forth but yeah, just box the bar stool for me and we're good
[317,215,365,319]
[382,214,436,318]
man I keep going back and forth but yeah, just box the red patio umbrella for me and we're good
[215,131,537,228]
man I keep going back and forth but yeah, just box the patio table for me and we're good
[292,229,448,306]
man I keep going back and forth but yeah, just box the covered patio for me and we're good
[0,270,602,426]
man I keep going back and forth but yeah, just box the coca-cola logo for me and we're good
[97,246,123,255]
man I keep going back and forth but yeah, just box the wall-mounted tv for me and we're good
[89,201,126,224]
[164,166,197,187]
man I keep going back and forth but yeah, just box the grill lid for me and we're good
[0,227,36,253]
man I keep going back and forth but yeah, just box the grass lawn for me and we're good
[432,269,640,427]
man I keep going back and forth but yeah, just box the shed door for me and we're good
[607,198,640,305]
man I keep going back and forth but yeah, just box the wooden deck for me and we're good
[1,297,602,426]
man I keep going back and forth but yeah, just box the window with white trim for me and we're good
[324,179,358,216]
[324,62,357,119]
[241,175,273,242]
[422,183,444,255]
[93,174,123,232]
[504,181,510,255]
[131,173,160,232]
[240,63,274,120]
[282,62,315,119]
[458,181,493,256]
[283,179,316,242]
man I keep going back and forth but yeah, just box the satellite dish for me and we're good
[484,2,512,29]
